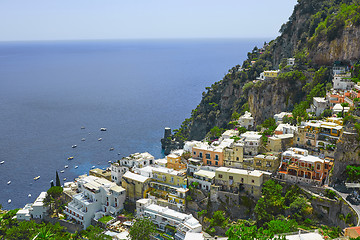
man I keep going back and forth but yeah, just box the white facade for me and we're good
[136,199,202,240]
[16,192,49,221]
[274,112,292,123]
[287,58,295,66]
[239,131,262,156]
[155,158,167,167]
[275,124,298,135]
[333,103,350,114]
[184,141,202,153]
[189,169,215,191]
[238,111,254,129]
[332,66,347,75]
[310,97,329,116]
[111,163,129,184]
[64,175,126,229]
[333,73,353,90]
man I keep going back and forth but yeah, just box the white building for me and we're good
[155,158,167,168]
[332,66,347,75]
[238,111,254,129]
[64,175,126,229]
[333,73,353,90]
[239,131,262,156]
[333,103,350,114]
[274,124,298,135]
[274,112,292,123]
[287,58,295,66]
[310,97,329,116]
[111,152,155,184]
[184,141,202,153]
[188,169,216,191]
[16,192,49,221]
[136,199,202,240]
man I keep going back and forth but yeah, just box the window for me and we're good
[171,177,174,183]
[206,154,211,159]
[317,164,321,170]
[193,151,196,155]
[199,152,203,158]
[219,174,223,178]
[215,155,219,160]
[215,161,218,166]
[229,176,233,180]
[252,179,255,183]
[236,157,239,161]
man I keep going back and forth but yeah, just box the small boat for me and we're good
[72,145,77,148]
[64,165,68,168]
[75,166,78,169]
[91,166,95,169]
[60,170,65,173]
[34,176,40,180]
[117,153,121,155]
[0,161,4,164]
[8,199,11,204]
[7,181,11,185]
[100,128,107,131]
[108,160,112,163]
[81,126,85,129]
[68,157,74,160]
[98,138,102,141]
[109,147,114,151]
[81,138,86,141]
[28,194,31,198]
[63,178,67,181]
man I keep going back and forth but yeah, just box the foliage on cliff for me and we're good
[171,0,360,142]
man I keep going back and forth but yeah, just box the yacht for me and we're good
[63,178,67,181]
[109,147,114,151]
[91,166,95,169]
[68,156,74,160]
[0,161,4,164]
[75,166,78,169]
[81,138,86,141]
[28,194,31,198]
[64,165,68,168]
[8,199,11,204]
[108,160,112,163]
[34,176,40,180]
[72,145,77,148]
[7,181,11,185]
[60,170,65,173]
[98,138,102,141]
[81,126,85,129]
[100,128,107,131]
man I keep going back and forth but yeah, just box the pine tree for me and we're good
[55,171,61,187]
[50,181,54,188]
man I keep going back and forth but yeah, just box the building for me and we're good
[287,58,295,66]
[332,65,347,75]
[274,112,293,123]
[310,97,329,116]
[16,192,49,221]
[253,154,280,172]
[344,226,360,238]
[239,131,262,157]
[89,168,112,181]
[192,139,233,167]
[64,175,126,228]
[238,111,254,129]
[188,169,215,191]
[167,150,187,171]
[121,171,151,201]
[155,158,167,167]
[333,73,353,90]
[332,103,350,115]
[111,152,155,184]
[274,124,297,135]
[351,82,360,99]
[136,199,202,240]
[259,70,280,80]
[214,167,270,198]
[149,167,188,211]
[267,134,294,152]
[223,142,244,168]
[278,148,333,185]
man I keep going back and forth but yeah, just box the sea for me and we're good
[0,38,266,209]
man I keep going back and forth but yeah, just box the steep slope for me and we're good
[173,0,360,142]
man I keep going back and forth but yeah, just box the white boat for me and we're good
[8,199,11,204]
[81,138,86,141]
[34,176,40,180]
[0,161,4,164]
[109,147,114,151]
[100,128,107,131]
[68,156,74,160]
[7,181,11,185]
[60,170,65,173]
[117,153,121,155]
[108,160,112,163]
[75,166,78,169]
[72,145,77,148]
[98,138,102,141]
[63,178,67,181]
[28,194,31,198]
[81,126,85,129]
[64,165,68,168]
[91,166,95,169]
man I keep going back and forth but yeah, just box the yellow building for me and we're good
[263,70,279,79]
[166,152,187,171]
[148,168,188,211]
[253,154,280,172]
[223,143,244,168]
[267,134,294,152]
[214,167,270,198]
[89,168,112,181]
[121,171,151,201]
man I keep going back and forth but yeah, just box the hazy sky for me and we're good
[0,0,298,41]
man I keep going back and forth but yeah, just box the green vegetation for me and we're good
[98,215,113,224]
[43,186,64,217]
[129,218,157,240]
[346,165,360,182]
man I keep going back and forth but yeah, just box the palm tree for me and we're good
[33,227,54,240]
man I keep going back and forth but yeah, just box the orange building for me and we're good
[166,150,187,171]
[191,140,232,167]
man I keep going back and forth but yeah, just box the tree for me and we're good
[44,186,63,217]
[341,102,349,116]
[210,211,228,228]
[129,218,156,240]
[80,225,111,240]
[36,227,55,240]
[55,171,61,187]
[226,223,286,240]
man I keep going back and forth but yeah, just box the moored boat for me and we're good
[7,181,11,185]
[0,161,4,164]
[68,156,74,160]
[64,165,68,168]
[109,147,114,151]
[72,145,77,148]
[100,128,107,131]
[8,199,11,204]
[75,165,78,169]
[34,176,40,180]
[81,138,86,141]
[98,138,102,141]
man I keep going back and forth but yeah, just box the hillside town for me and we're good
[8,61,360,240]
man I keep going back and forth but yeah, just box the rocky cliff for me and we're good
[171,0,360,143]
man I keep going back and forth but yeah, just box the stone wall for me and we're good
[43,215,83,233]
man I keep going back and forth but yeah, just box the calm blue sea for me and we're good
[0,39,265,209]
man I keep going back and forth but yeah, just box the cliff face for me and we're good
[172,0,360,142]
